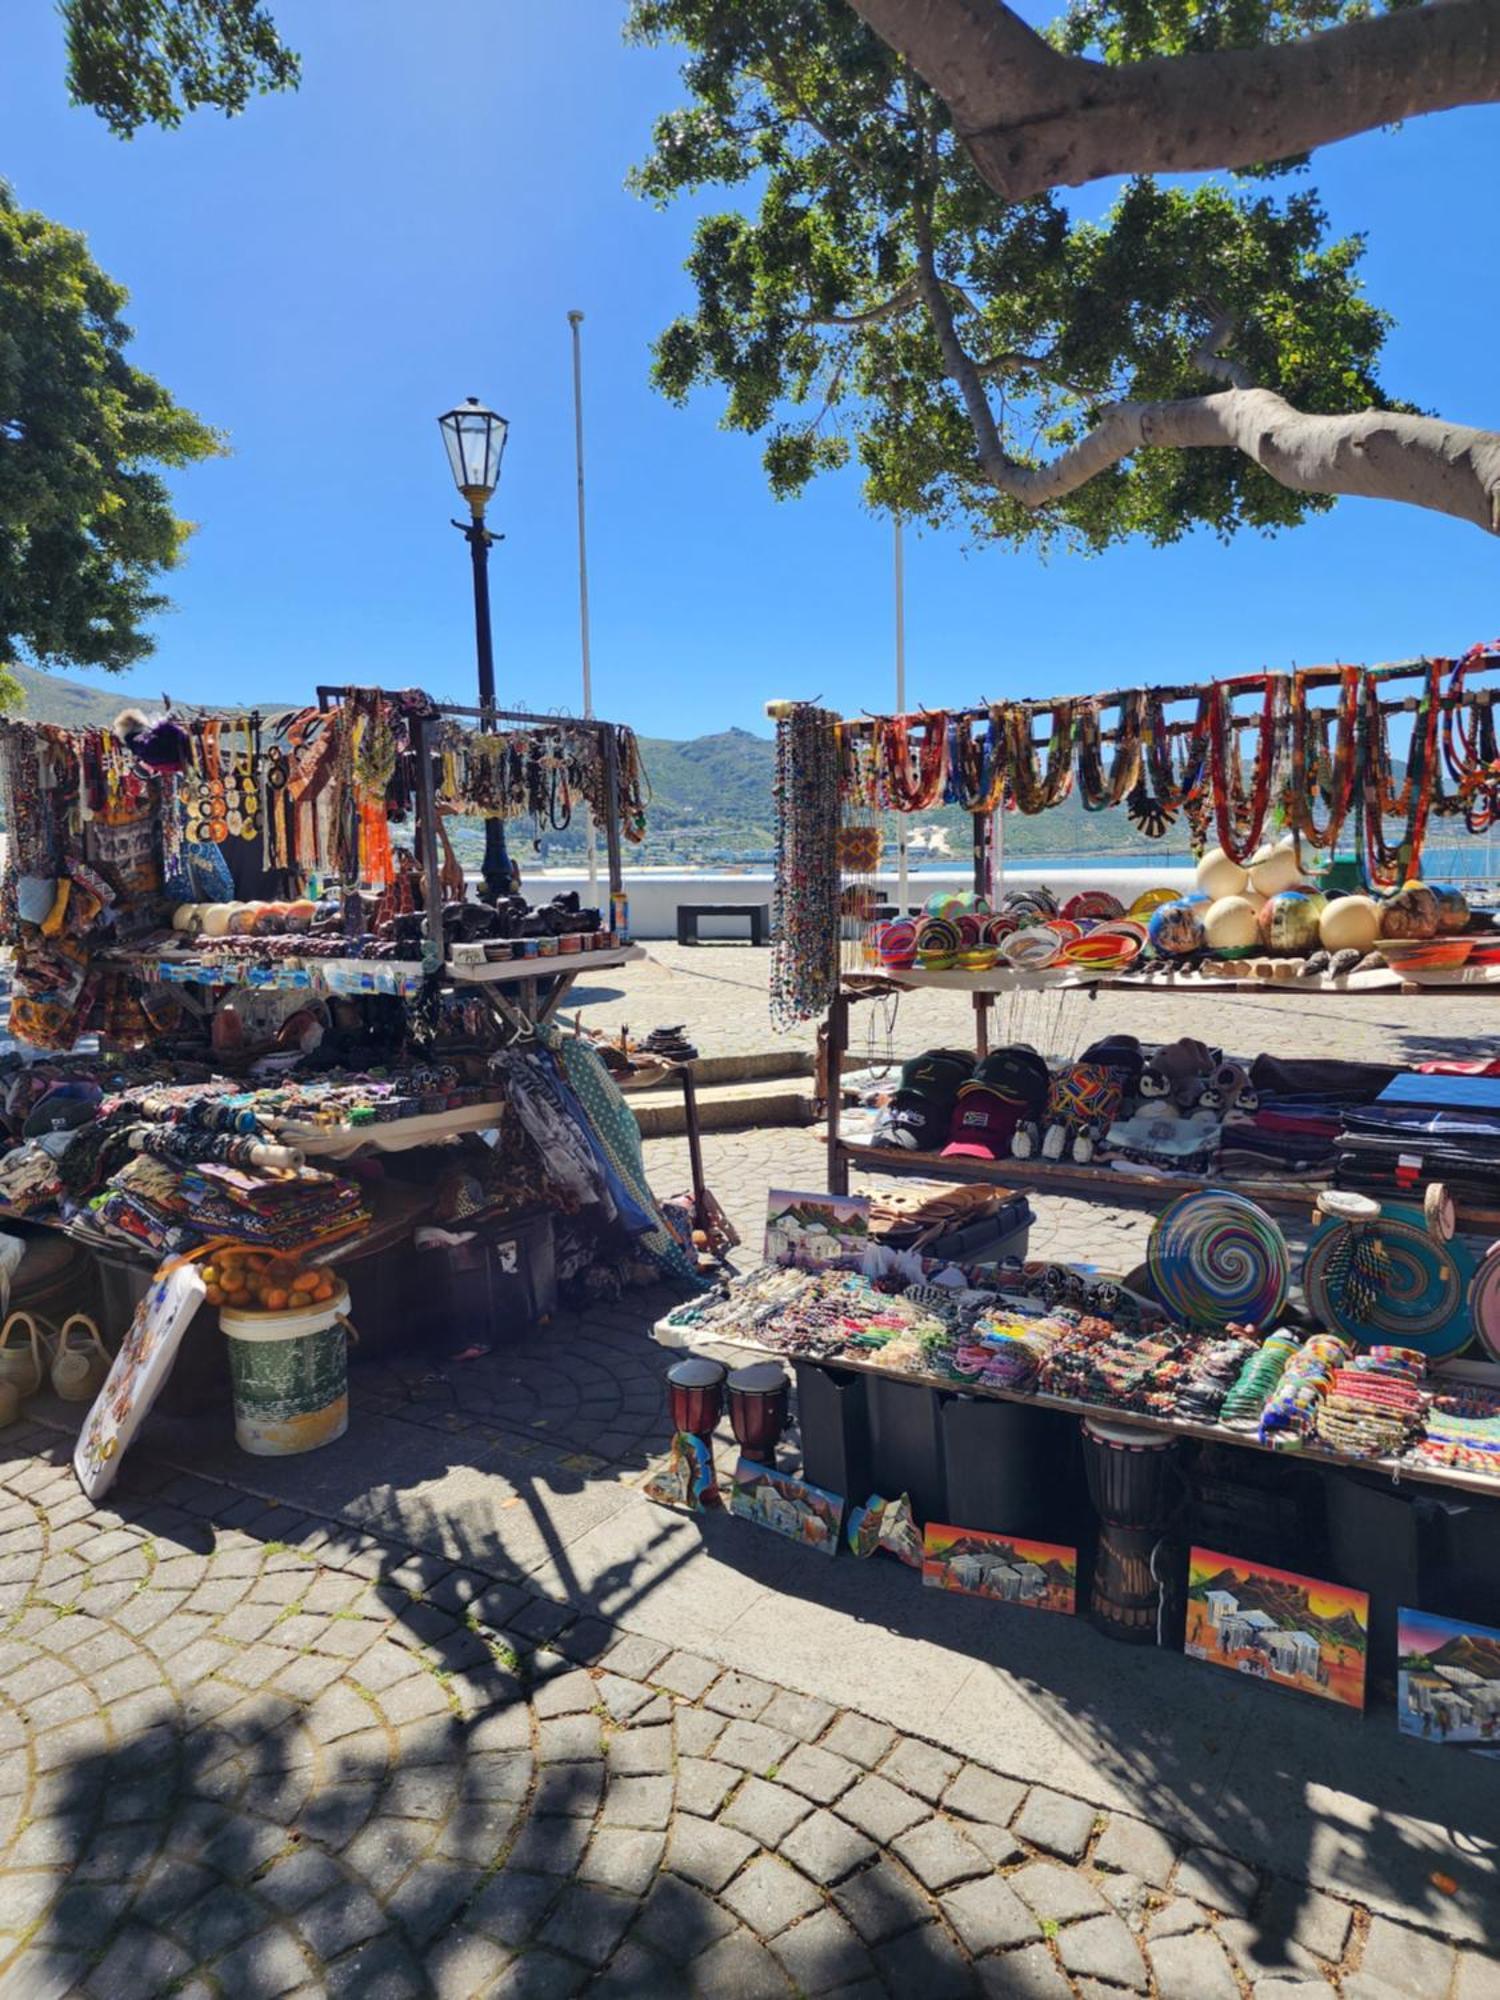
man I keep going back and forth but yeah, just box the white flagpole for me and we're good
[568,309,599,903]
[894,514,909,914]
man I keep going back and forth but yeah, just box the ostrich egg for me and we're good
[1196,846,1251,900]
[1380,882,1440,940]
[1432,884,1471,934]
[1204,895,1261,956]
[1247,836,1302,897]
[1148,900,1206,956]
[1318,895,1380,954]
[1258,888,1326,954]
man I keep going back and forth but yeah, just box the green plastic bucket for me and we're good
[220,1287,350,1456]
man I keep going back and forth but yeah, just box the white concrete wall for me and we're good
[524,866,1197,941]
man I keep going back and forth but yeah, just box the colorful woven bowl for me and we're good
[1063,890,1125,922]
[1000,925,1063,970]
[876,917,918,967]
[1377,937,1475,971]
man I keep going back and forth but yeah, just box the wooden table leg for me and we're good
[973,990,991,1059]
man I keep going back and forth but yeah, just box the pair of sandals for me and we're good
[0,1312,112,1426]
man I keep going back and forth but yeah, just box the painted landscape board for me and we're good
[1398,1608,1500,1751]
[1185,1549,1369,1711]
[765,1190,871,1270]
[643,1432,716,1514]
[923,1524,1077,1614]
[730,1458,843,1555]
[847,1492,924,1567]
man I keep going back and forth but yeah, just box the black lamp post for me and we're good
[439,395,513,902]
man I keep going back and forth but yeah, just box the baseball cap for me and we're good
[971,1045,1049,1112]
[872,1089,953,1153]
[898,1048,975,1095]
[943,1082,1026,1160]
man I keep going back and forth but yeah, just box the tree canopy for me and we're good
[61,0,299,135]
[630,0,1500,545]
[0,184,223,686]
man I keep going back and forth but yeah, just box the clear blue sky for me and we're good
[2,0,1496,739]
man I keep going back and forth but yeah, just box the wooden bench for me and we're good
[677,902,770,946]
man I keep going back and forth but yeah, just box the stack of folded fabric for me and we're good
[91,1153,369,1257]
[1215,1097,1343,1179]
[1315,1347,1428,1461]
[1335,1101,1500,1207]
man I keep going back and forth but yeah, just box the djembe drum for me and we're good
[726,1361,790,1465]
[667,1357,726,1501]
[1081,1419,1184,1647]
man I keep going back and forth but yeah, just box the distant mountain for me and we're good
[1423,1632,1500,1682]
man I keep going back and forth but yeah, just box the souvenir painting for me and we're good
[764,1190,871,1271]
[74,1258,208,1502]
[1185,1549,1369,1711]
[847,1492,923,1567]
[1398,1609,1500,1752]
[922,1525,1077,1614]
[730,1458,843,1556]
[643,1432,715,1514]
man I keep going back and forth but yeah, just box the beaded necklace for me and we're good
[1005,701,1076,814]
[945,710,1007,812]
[1208,675,1281,864]
[1442,646,1500,833]
[1074,692,1143,812]
[771,705,842,1027]
[1286,666,1359,851]
[1357,662,1440,888]
[879,712,949,812]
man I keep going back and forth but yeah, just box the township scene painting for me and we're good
[764,1189,870,1270]
[1398,1608,1500,1751]
[923,1525,1078,1614]
[730,1458,843,1555]
[1185,1549,1369,1711]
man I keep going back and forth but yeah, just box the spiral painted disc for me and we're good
[1147,1189,1290,1330]
[1466,1247,1500,1364]
[1302,1215,1475,1361]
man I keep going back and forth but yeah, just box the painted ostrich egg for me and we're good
[1432,883,1471,934]
[1148,899,1206,956]
[1318,894,1380,954]
[1196,846,1251,900]
[1258,888,1327,954]
[1203,894,1261,957]
[1379,881,1440,940]
[1247,836,1302,897]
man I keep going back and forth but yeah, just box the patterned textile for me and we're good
[1045,1062,1124,1131]
[551,1031,705,1288]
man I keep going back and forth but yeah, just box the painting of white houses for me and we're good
[924,1526,1077,1615]
[1186,1551,1369,1712]
[730,1458,843,1556]
[1399,1608,1500,1749]
[764,1191,871,1270]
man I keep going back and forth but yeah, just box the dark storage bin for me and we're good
[1325,1470,1427,1695]
[1427,1491,1500,1628]
[795,1362,872,1502]
[866,1375,946,1525]
[409,1209,558,1353]
[940,1393,1073,1540]
[1187,1444,1326,1571]
[339,1238,418,1363]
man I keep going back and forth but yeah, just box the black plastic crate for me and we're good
[794,1362,872,1504]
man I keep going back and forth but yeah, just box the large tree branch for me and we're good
[846,0,1500,200]
[980,387,1500,534]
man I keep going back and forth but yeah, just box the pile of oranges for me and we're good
[202,1249,341,1312]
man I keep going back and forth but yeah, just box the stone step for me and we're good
[630,1074,818,1138]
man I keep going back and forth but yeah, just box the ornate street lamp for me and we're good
[438,396,512,901]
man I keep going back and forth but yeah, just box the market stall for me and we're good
[0,686,698,1488]
[643,645,1500,1722]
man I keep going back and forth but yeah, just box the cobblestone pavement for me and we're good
[4,1429,1498,2000]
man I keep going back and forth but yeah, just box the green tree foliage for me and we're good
[629,0,1394,552]
[61,0,299,136]
[0,184,223,693]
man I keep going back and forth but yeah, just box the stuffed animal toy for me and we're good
[1198,1060,1260,1127]
[1013,1060,1126,1164]
[1138,1037,1218,1111]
